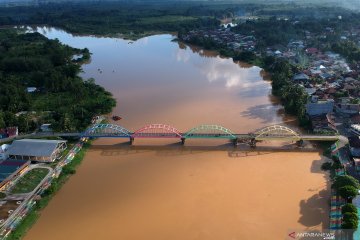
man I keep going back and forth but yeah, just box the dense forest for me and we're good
[0,1,227,39]
[0,29,116,132]
[0,1,356,39]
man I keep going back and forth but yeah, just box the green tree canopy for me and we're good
[342,212,359,229]
[332,175,360,191]
[342,203,358,215]
[0,30,116,132]
[338,186,359,201]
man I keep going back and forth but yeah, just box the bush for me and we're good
[332,155,339,162]
[62,167,76,175]
[321,162,332,171]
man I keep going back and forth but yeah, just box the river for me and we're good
[24,27,329,240]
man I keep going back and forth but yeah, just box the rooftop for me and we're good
[0,159,29,183]
[351,124,360,132]
[7,139,67,158]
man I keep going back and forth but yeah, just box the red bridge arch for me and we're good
[132,124,183,138]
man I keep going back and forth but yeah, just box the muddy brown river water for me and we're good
[24,27,329,240]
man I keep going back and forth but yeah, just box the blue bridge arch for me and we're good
[82,124,131,138]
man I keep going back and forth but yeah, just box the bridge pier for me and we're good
[232,138,238,147]
[181,137,185,145]
[296,139,304,147]
[249,138,256,148]
[129,137,134,145]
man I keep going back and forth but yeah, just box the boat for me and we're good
[112,115,122,121]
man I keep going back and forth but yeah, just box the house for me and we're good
[306,48,319,55]
[292,73,310,82]
[274,50,282,56]
[335,103,360,115]
[348,136,360,157]
[306,97,334,116]
[0,127,18,139]
[40,124,52,132]
[305,88,316,96]
[325,87,337,95]
[350,124,360,136]
[351,114,360,124]
[319,72,332,80]
[310,68,322,76]
[26,87,37,93]
[310,113,337,134]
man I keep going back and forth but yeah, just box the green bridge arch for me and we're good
[184,125,236,139]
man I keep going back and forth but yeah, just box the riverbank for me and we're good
[6,140,91,240]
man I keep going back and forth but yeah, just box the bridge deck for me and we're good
[300,135,340,141]
[0,132,340,144]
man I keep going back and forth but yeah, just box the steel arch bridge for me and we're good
[184,125,236,139]
[78,123,339,146]
[82,124,131,138]
[132,124,183,138]
[254,125,301,141]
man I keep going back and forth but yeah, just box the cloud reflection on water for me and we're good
[175,47,267,90]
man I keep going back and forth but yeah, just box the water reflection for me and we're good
[240,103,283,124]
[196,58,264,88]
[175,46,266,89]
[33,26,288,132]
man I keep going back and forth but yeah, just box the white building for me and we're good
[40,124,52,132]
[0,144,10,160]
[351,125,360,136]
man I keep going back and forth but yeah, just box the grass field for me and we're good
[0,192,6,199]
[10,168,49,194]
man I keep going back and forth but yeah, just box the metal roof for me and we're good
[0,159,29,182]
[7,139,66,157]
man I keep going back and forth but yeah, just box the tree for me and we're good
[16,114,30,133]
[332,175,360,191]
[342,212,359,229]
[321,162,332,171]
[0,111,5,129]
[338,186,358,202]
[342,203,358,215]
[233,51,256,62]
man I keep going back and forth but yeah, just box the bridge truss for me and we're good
[254,125,301,141]
[132,124,182,138]
[184,125,236,139]
[82,124,131,138]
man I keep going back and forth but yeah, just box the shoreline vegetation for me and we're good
[0,29,116,133]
